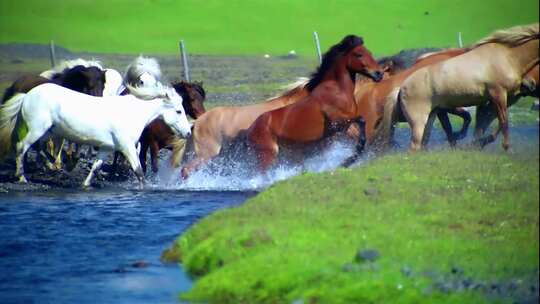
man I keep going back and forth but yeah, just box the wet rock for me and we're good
[400,266,413,277]
[131,260,148,268]
[363,187,379,196]
[355,248,379,263]
[450,266,463,276]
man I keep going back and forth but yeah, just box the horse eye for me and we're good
[176,110,183,115]
[355,53,363,58]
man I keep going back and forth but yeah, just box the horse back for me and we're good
[2,75,50,103]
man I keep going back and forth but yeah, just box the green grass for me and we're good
[164,150,539,303]
[1,0,538,55]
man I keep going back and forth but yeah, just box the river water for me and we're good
[0,125,537,303]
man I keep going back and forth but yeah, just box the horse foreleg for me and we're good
[149,141,160,173]
[485,86,509,150]
[436,110,456,146]
[181,135,220,179]
[342,118,366,167]
[420,109,438,148]
[122,145,145,189]
[448,108,471,141]
[139,141,149,174]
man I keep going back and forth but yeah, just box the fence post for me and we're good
[49,40,56,67]
[179,40,191,82]
[457,32,463,48]
[312,31,322,64]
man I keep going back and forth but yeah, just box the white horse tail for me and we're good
[124,55,163,87]
[169,136,188,168]
[0,93,26,159]
[370,87,401,150]
[125,83,167,100]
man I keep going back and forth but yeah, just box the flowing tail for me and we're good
[169,136,188,168]
[370,87,401,151]
[0,93,26,159]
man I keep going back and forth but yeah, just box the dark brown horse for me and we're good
[2,65,106,103]
[246,35,383,171]
[138,81,206,173]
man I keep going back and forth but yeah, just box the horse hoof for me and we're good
[17,175,28,183]
[180,168,189,180]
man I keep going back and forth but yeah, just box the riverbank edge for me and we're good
[163,149,539,303]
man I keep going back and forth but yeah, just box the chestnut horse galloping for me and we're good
[246,35,383,171]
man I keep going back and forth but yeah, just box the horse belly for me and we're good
[51,119,115,149]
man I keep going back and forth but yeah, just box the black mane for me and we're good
[306,35,364,92]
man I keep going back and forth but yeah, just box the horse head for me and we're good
[341,35,383,82]
[172,81,207,119]
[161,86,192,138]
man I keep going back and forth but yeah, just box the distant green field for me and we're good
[0,0,538,56]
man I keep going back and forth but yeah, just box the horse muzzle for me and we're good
[367,71,384,82]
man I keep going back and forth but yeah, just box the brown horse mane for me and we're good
[306,35,364,92]
[470,23,539,49]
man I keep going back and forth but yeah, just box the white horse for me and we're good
[0,83,191,188]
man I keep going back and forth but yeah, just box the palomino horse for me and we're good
[178,78,308,178]
[139,81,206,173]
[397,23,538,151]
[474,63,539,140]
[358,48,472,148]
[246,35,383,171]
[0,83,191,188]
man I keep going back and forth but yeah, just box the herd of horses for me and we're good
[0,23,538,188]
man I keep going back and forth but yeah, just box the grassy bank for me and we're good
[1,0,538,55]
[164,150,539,303]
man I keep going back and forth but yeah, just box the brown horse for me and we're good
[138,81,206,173]
[474,63,539,140]
[397,23,538,151]
[178,78,309,178]
[246,35,383,171]
[359,48,472,148]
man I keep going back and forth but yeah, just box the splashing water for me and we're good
[143,139,365,192]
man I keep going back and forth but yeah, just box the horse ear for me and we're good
[382,60,394,73]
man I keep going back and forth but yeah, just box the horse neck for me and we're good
[320,60,356,97]
[126,96,165,128]
[509,39,540,76]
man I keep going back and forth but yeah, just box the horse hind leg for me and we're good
[247,126,278,172]
[82,151,108,188]
[15,128,49,183]
[400,95,432,152]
